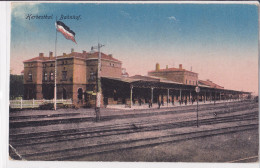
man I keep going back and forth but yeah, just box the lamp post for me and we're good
[195,85,200,127]
[91,43,104,121]
[214,86,216,105]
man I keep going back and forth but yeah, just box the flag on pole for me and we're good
[55,21,77,44]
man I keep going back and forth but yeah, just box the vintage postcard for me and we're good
[5,1,259,167]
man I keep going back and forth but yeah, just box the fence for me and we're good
[9,99,73,109]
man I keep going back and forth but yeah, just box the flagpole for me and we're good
[54,16,58,110]
[54,19,76,110]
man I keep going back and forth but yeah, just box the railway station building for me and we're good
[23,49,250,108]
[23,49,123,104]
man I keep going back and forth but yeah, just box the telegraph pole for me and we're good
[195,85,200,127]
[92,43,104,121]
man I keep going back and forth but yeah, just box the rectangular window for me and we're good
[62,71,67,80]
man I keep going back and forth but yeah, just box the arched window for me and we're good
[28,72,32,81]
[43,72,47,81]
[50,72,54,81]
[89,72,96,81]
[62,71,67,80]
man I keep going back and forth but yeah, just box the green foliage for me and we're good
[10,74,24,100]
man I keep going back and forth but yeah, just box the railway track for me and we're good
[9,101,257,140]
[9,100,257,128]
[10,109,258,147]
[17,123,258,161]
[228,155,259,163]
[9,100,259,161]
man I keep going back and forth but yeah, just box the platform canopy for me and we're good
[101,76,250,95]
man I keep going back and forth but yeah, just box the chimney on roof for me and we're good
[82,50,86,54]
[63,53,66,56]
[179,64,182,69]
[166,65,168,69]
[108,54,113,58]
[49,52,53,58]
[71,48,74,53]
[39,53,44,58]
[156,63,160,71]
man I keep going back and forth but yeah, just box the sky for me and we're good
[10,2,258,94]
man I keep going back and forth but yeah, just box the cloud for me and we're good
[168,16,177,22]
[120,10,131,19]
[12,2,40,20]
[11,2,41,31]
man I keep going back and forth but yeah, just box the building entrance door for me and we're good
[63,88,67,99]
[78,88,83,102]
[27,88,34,99]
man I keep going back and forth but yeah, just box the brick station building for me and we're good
[23,49,123,106]
[23,49,249,107]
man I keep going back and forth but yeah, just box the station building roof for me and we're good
[23,51,121,63]
[102,75,250,94]
[199,79,224,89]
[23,55,55,63]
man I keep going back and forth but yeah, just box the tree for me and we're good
[10,74,24,100]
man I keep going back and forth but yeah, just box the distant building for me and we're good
[121,68,129,77]
[148,63,198,85]
[23,49,122,104]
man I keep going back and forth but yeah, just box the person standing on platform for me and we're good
[148,99,151,108]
